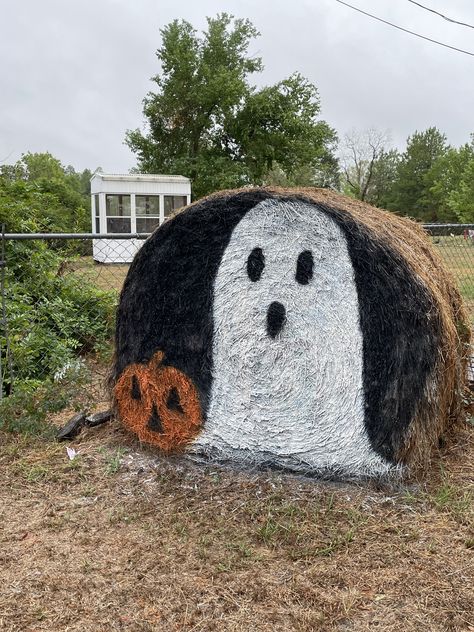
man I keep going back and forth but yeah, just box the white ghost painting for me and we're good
[192,199,391,476]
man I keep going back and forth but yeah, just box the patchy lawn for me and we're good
[432,236,474,323]
[0,415,473,632]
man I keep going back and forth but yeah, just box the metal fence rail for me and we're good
[2,232,152,240]
[0,225,473,410]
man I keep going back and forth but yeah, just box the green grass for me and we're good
[432,236,474,322]
[104,447,126,475]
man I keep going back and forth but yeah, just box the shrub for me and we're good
[0,237,116,432]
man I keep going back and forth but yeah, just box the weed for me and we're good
[81,484,97,497]
[105,448,126,475]
[226,539,255,559]
[291,527,356,560]
[66,454,83,471]
[18,462,50,482]
[257,516,283,544]
[107,507,136,525]
[175,522,189,537]
[428,468,473,525]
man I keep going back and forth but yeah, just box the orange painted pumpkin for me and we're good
[114,351,203,451]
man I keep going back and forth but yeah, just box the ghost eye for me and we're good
[247,247,265,282]
[296,250,314,285]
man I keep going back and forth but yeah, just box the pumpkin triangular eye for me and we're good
[247,247,265,282]
[296,250,314,285]
[167,387,184,413]
[131,375,141,400]
[148,405,164,433]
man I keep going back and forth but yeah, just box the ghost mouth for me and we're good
[267,301,286,338]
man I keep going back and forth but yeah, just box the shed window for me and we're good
[136,195,160,233]
[107,217,132,234]
[106,194,131,217]
[94,194,100,233]
[136,217,160,233]
[106,194,131,233]
[136,195,160,216]
[164,195,187,218]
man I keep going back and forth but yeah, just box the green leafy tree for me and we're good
[126,14,337,198]
[263,158,339,189]
[0,153,92,232]
[447,137,474,222]
[20,151,65,181]
[368,149,400,209]
[0,162,26,182]
[0,164,115,431]
[427,142,474,222]
[389,127,448,221]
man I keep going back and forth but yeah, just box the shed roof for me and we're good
[90,172,190,183]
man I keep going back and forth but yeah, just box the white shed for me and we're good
[90,172,191,263]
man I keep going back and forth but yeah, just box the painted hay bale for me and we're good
[112,187,470,478]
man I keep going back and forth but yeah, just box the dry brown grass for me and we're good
[1,414,473,632]
[66,257,129,292]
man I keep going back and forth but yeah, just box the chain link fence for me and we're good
[0,225,473,425]
[424,224,474,324]
[0,232,150,428]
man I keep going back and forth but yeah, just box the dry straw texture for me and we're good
[185,187,470,470]
[271,187,470,470]
[114,187,470,474]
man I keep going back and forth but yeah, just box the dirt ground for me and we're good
[0,413,473,632]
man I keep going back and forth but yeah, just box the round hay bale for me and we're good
[112,187,470,478]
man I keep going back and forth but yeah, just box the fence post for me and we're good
[0,225,13,398]
[0,225,3,399]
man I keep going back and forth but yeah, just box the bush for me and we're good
[0,237,116,432]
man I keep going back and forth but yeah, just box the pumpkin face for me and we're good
[114,351,203,451]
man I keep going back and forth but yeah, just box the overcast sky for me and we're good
[1,0,473,173]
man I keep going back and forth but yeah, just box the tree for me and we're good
[340,129,399,206]
[447,136,474,222]
[0,152,93,232]
[428,141,474,222]
[389,127,448,221]
[0,156,115,424]
[20,151,65,181]
[368,149,400,209]
[126,14,337,198]
[263,158,340,189]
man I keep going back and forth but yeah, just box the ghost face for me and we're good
[249,246,314,339]
[191,198,391,476]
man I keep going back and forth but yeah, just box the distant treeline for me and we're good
[338,127,474,224]
[0,152,93,233]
